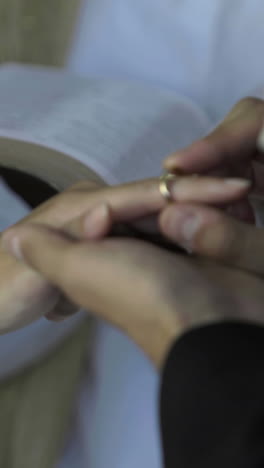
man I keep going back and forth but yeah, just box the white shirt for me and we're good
[69,0,264,121]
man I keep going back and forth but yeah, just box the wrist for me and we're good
[0,238,60,332]
[126,307,181,369]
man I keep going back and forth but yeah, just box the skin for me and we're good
[160,97,264,271]
[0,173,249,333]
[0,179,105,332]
[2,175,261,368]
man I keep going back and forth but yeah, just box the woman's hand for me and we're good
[2,177,262,368]
[0,179,109,333]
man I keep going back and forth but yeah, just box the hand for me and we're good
[1,171,249,333]
[159,96,264,275]
[0,179,108,332]
[159,198,264,276]
[2,178,262,368]
[164,97,264,222]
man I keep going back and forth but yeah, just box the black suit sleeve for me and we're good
[160,323,264,468]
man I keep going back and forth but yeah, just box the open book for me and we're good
[0,63,210,228]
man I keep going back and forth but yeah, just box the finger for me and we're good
[23,178,165,229]
[62,204,160,241]
[65,178,166,224]
[0,223,163,325]
[0,224,113,310]
[159,203,264,275]
[64,203,113,240]
[62,176,251,242]
[163,97,264,173]
[165,175,250,204]
[77,176,250,218]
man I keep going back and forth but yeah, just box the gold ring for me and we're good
[159,171,182,202]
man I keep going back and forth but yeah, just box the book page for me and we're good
[0,64,210,186]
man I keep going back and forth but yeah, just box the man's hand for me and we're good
[4,210,264,369]
[164,97,264,222]
[164,97,264,180]
[158,97,264,275]
[159,201,264,275]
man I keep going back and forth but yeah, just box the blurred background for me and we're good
[0,0,81,66]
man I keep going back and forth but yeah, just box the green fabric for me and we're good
[0,319,94,468]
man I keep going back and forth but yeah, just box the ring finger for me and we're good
[59,175,251,241]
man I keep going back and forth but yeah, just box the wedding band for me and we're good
[159,171,181,201]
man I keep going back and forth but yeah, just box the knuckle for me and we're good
[194,216,240,261]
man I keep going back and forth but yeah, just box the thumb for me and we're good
[1,223,85,284]
[0,223,151,327]
[164,97,264,173]
[0,224,114,311]
[159,203,264,275]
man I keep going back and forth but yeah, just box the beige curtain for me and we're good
[0,2,96,467]
[0,0,82,66]
[0,321,94,468]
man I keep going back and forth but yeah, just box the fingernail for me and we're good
[1,231,24,261]
[204,178,251,195]
[166,210,203,249]
[83,203,109,237]
[163,153,182,169]
[224,179,251,189]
